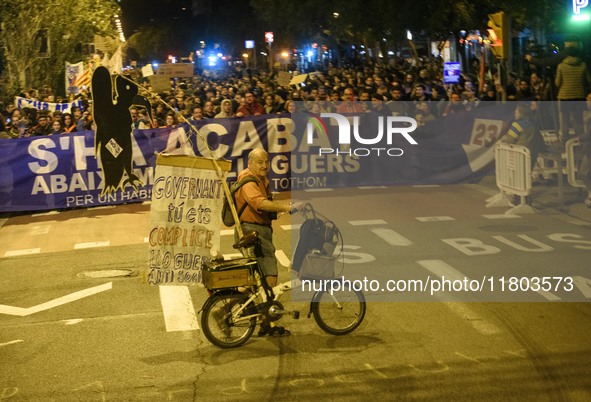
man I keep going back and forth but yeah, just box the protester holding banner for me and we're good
[236,92,264,117]
[61,113,77,133]
[200,100,214,119]
[50,120,64,135]
[29,112,52,136]
[336,87,363,113]
[190,106,205,122]
[214,99,235,118]
[4,108,26,138]
[161,113,178,128]
[76,109,90,131]
[283,100,297,113]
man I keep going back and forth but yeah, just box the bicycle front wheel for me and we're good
[201,292,257,348]
[311,289,366,335]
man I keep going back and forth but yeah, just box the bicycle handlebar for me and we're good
[289,202,312,215]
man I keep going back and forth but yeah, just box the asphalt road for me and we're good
[1,181,590,401]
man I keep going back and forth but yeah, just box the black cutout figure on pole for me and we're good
[91,66,152,195]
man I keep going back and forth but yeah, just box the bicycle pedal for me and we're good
[292,310,300,319]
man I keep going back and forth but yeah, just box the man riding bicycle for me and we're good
[233,148,295,336]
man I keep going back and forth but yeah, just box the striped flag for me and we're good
[74,68,91,89]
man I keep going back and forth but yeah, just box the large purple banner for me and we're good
[0,104,515,213]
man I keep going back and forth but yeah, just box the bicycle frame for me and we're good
[213,262,303,326]
[199,203,365,348]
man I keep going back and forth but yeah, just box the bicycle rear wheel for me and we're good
[201,292,257,348]
[311,289,366,335]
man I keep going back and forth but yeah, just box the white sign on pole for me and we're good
[146,155,231,286]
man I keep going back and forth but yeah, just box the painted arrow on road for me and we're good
[0,282,112,316]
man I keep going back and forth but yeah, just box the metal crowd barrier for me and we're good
[487,130,583,214]
[486,142,538,214]
[565,137,585,189]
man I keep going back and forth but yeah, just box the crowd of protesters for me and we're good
[1,55,589,140]
[0,87,93,139]
[1,53,590,206]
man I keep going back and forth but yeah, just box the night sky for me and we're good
[118,0,260,51]
[119,0,194,37]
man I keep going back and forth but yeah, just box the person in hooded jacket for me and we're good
[555,40,591,144]
[555,39,591,206]
[214,99,235,118]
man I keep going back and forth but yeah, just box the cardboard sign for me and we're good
[141,64,154,77]
[156,63,194,78]
[149,75,172,93]
[277,71,292,87]
[146,155,231,286]
[289,73,308,86]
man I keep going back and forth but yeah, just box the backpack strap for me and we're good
[233,176,258,220]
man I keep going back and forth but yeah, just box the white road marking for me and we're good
[159,286,199,332]
[415,216,455,222]
[364,363,389,378]
[482,214,522,219]
[280,224,301,231]
[74,241,111,249]
[370,228,413,246]
[412,185,441,188]
[441,302,501,335]
[275,250,291,267]
[358,186,387,189]
[31,210,60,218]
[0,339,24,347]
[566,218,591,226]
[349,219,387,226]
[4,248,41,257]
[0,282,112,316]
[416,260,501,335]
[303,188,334,192]
[63,319,84,325]
[93,205,116,210]
[30,225,51,235]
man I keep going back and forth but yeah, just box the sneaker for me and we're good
[258,322,271,337]
[268,326,291,337]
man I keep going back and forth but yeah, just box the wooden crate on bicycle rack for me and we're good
[202,258,257,289]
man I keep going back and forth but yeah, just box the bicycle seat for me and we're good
[233,230,259,249]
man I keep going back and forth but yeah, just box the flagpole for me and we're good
[118,75,244,239]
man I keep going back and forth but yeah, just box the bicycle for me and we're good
[199,203,366,349]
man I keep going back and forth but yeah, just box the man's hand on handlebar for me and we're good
[289,202,306,214]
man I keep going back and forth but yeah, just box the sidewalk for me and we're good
[478,175,591,223]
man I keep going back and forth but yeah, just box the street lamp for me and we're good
[281,51,289,71]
